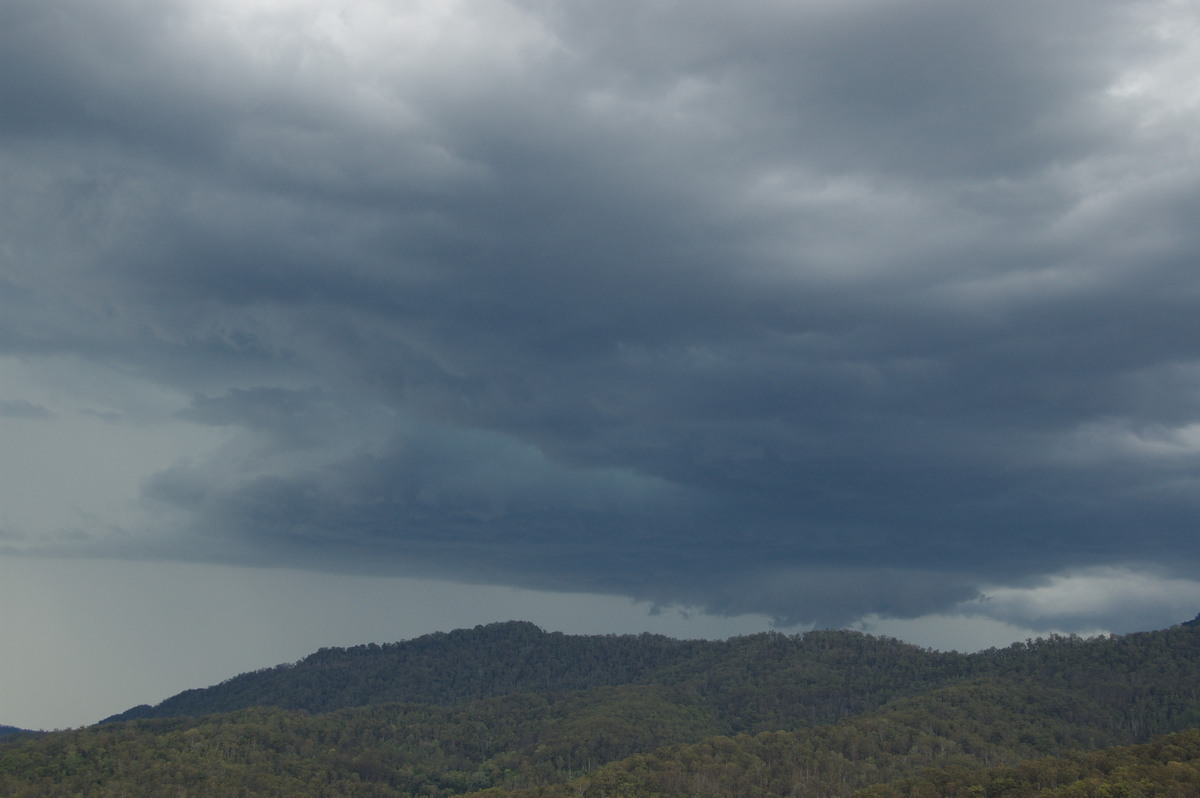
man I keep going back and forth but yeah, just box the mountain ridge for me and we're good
[3,617,1200,797]
[102,619,975,727]
[103,616,1200,734]
[101,620,712,723]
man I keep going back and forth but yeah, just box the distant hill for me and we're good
[103,618,1200,739]
[2,617,1198,797]
[103,620,710,721]
[104,619,971,729]
[0,726,31,740]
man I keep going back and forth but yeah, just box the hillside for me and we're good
[105,621,976,733]
[103,621,711,722]
[856,727,1200,797]
[105,619,1200,739]
[2,619,1199,796]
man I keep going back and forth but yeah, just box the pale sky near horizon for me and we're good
[4,0,1200,730]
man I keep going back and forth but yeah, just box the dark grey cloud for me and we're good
[3,0,1199,629]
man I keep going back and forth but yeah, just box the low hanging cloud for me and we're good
[3,0,1200,630]
[965,567,1200,634]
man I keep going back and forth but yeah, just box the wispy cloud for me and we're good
[0,399,54,420]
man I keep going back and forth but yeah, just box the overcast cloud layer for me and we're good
[4,0,1200,636]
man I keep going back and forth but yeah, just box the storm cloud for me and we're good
[4,0,1200,631]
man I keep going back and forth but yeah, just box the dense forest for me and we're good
[0,726,35,740]
[2,618,1199,796]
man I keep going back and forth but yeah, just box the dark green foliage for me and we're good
[3,618,1200,797]
[0,689,719,797]
[528,677,1136,798]
[856,728,1200,797]
[0,727,36,740]
[103,622,974,734]
[103,621,712,722]
[105,620,1200,744]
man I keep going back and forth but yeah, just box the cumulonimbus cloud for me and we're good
[3,0,1200,630]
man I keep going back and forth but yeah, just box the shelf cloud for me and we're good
[4,0,1200,633]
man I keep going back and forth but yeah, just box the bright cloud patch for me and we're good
[966,567,1200,633]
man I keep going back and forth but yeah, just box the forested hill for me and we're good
[102,619,973,725]
[0,726,33,740]
[2,619,1200,797]
[106,618,1200,735]
[103,621,711,721]
[85,616,1200,790]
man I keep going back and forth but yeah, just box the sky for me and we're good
[3,0,1200,730]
